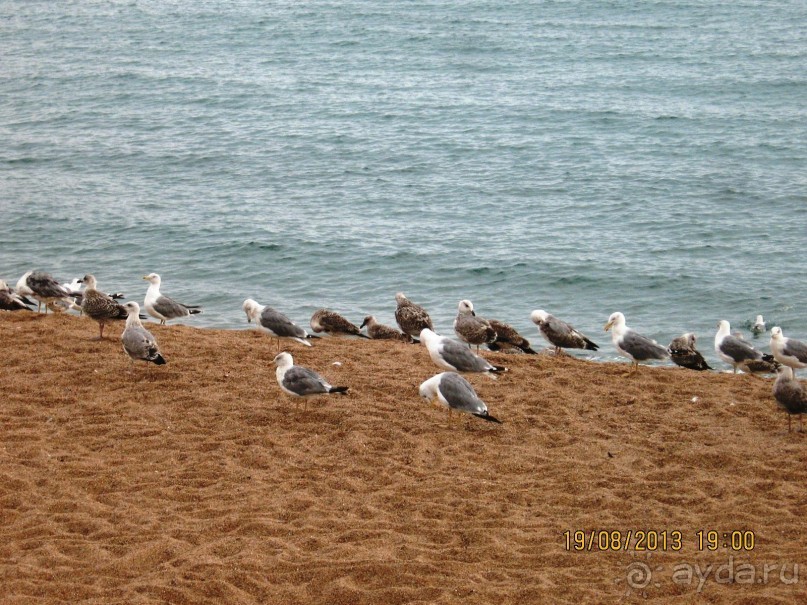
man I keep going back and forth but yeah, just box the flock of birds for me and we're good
[3,270,807,431]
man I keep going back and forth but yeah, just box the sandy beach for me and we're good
[1,311,805,604]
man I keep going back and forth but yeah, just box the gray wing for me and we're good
[783,339,807,364]
[621,330,669,361]
[0,290,32,311]
[439,339,492,372]
[283,366,330,396]
[27,272,70,298]
[152,295,191,320]
[438,373,487,415]
[720,335,762,362]
[261,306,307,339]
[122,325,162,361]
[773,378,807,414]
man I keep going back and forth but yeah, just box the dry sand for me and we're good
[1,311,806,604]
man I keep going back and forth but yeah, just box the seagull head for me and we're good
[716,320,731,336]
[419,328,438,346]
[142,273,161,285]
[457,299,475,316]
[530,309,549,326]
[770,326,783,341]
[604,312,625,332]
[395,292,408,305]
[80,274,97,290]
[273,351,293,370]
[360,315,375,329]
[124,301,141,316]
[242,298,261,323]
[418,374,441,406]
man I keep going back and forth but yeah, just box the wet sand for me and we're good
[1,311,805,604]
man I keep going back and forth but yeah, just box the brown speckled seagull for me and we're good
[79,274,129,339]
[310,309,369,338]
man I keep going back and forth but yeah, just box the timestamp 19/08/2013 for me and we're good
[563,530,756,552]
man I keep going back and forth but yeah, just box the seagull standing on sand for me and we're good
[243,298,315,349]
[273,352,348,404]
[531,309,599,355]
[23,271,72,313]
[394,292,433,341]
[419,328,507,379]
[715,320,778,374]
[486,318,537,354]
[772,366,807,432]
[79,274,129,339]
[603,312,668,372]
[453,300,496,351]
[359,315,411,342]
[142,273,202,325]
[770,327,807,375]
[121,302,167,366]
[667,333,712,371]
[310,309,368,338]
[419,372,502,424]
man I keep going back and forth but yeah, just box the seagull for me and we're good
[667,333,712,371]
[242,298,315,349]
[359,315,411,342]
[273,352,348,405]
[772,366,807,432]
[419,372,502,424]
[752,315,766,336]
[0,280,33,311]
[310,309,368,338]
[23,270,72,313]
[486,319,537,354]
[531,310,599,355]
[419,328,507,379]
[603,312,668,372]
[394,292,434,341]
[770,327,807,374]
[142,273,202,324]
[714,320,778,374]
[121,302,167,366]
[453,299,496,350]
[79,274,129,339]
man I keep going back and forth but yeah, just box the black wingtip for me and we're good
[329,386,349,394]
[474,412,502,424]
[585,341,600,351]
[152,354,167,365]
[491,365,508,373]
[522,346,538,355]
[357,333,371,339]
[306,333,321,339]
[188,308,203,315]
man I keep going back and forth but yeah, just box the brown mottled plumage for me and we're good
[310,309,369,338]
[394,292,433,340]
[80,274,128,339]
[360,315,411,342]
[453,300,496,350]
[487,319,537,354]
[772,366,807,432]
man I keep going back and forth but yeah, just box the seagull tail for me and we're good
[521,345,538,354]
[150,354,167,365]
[328,386,349,395]
[186,307,202,315]
[306,334,321,340]
[474,412,502,424]
[491,365,508,373]
[294,337,313,347]
[584,339,600,351]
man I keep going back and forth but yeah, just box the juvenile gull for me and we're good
[79,274,128,339]
[419,328,507,379]
[752,315,766,336]
[531,309,599,355]
[243,298,314,349]
[770,327,807,374]
[772,366,807,432]
[121,302,167,366]
[714,320,778,374]
[360,315,411,342]
[394,292,433,341]
[0,280,33,311]
[667,333,712,371]
[604,312,668,372]
[24,270,72,313]
[143,273,202,325]
[310,309,368,338]
[273,352,348,402]
[453,300,496,350]
[419,372,502,424]
[487,319,537,354]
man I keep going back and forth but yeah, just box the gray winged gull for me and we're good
[486,319,536,354]
[770,327,807,374]
[531,309,599,355]
[419,372,502,424]
[243,298,315,349]
[752,315,766,336]
[395,292,434,341]
[604,312,668,372]
[453,300,496,350]
[310,309,369,338]
[273,352,348,405]
[419,328,507,379]
[359,315,411,342]
[79,274,129,339]
[121,302,167,366]
[667,333,712,371]
[143,273,202,325]
[24,270,72,313]
[715,320,778,374]
[772,366,807,432]
[0,280,33,311]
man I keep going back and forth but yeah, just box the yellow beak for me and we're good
[604,320,614,332]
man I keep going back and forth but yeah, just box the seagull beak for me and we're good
[604,320,613,332]
[359,319,367,329]
[246,316,252,323]
[142,275,149,280]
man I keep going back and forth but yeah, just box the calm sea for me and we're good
[1,0,805,364]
